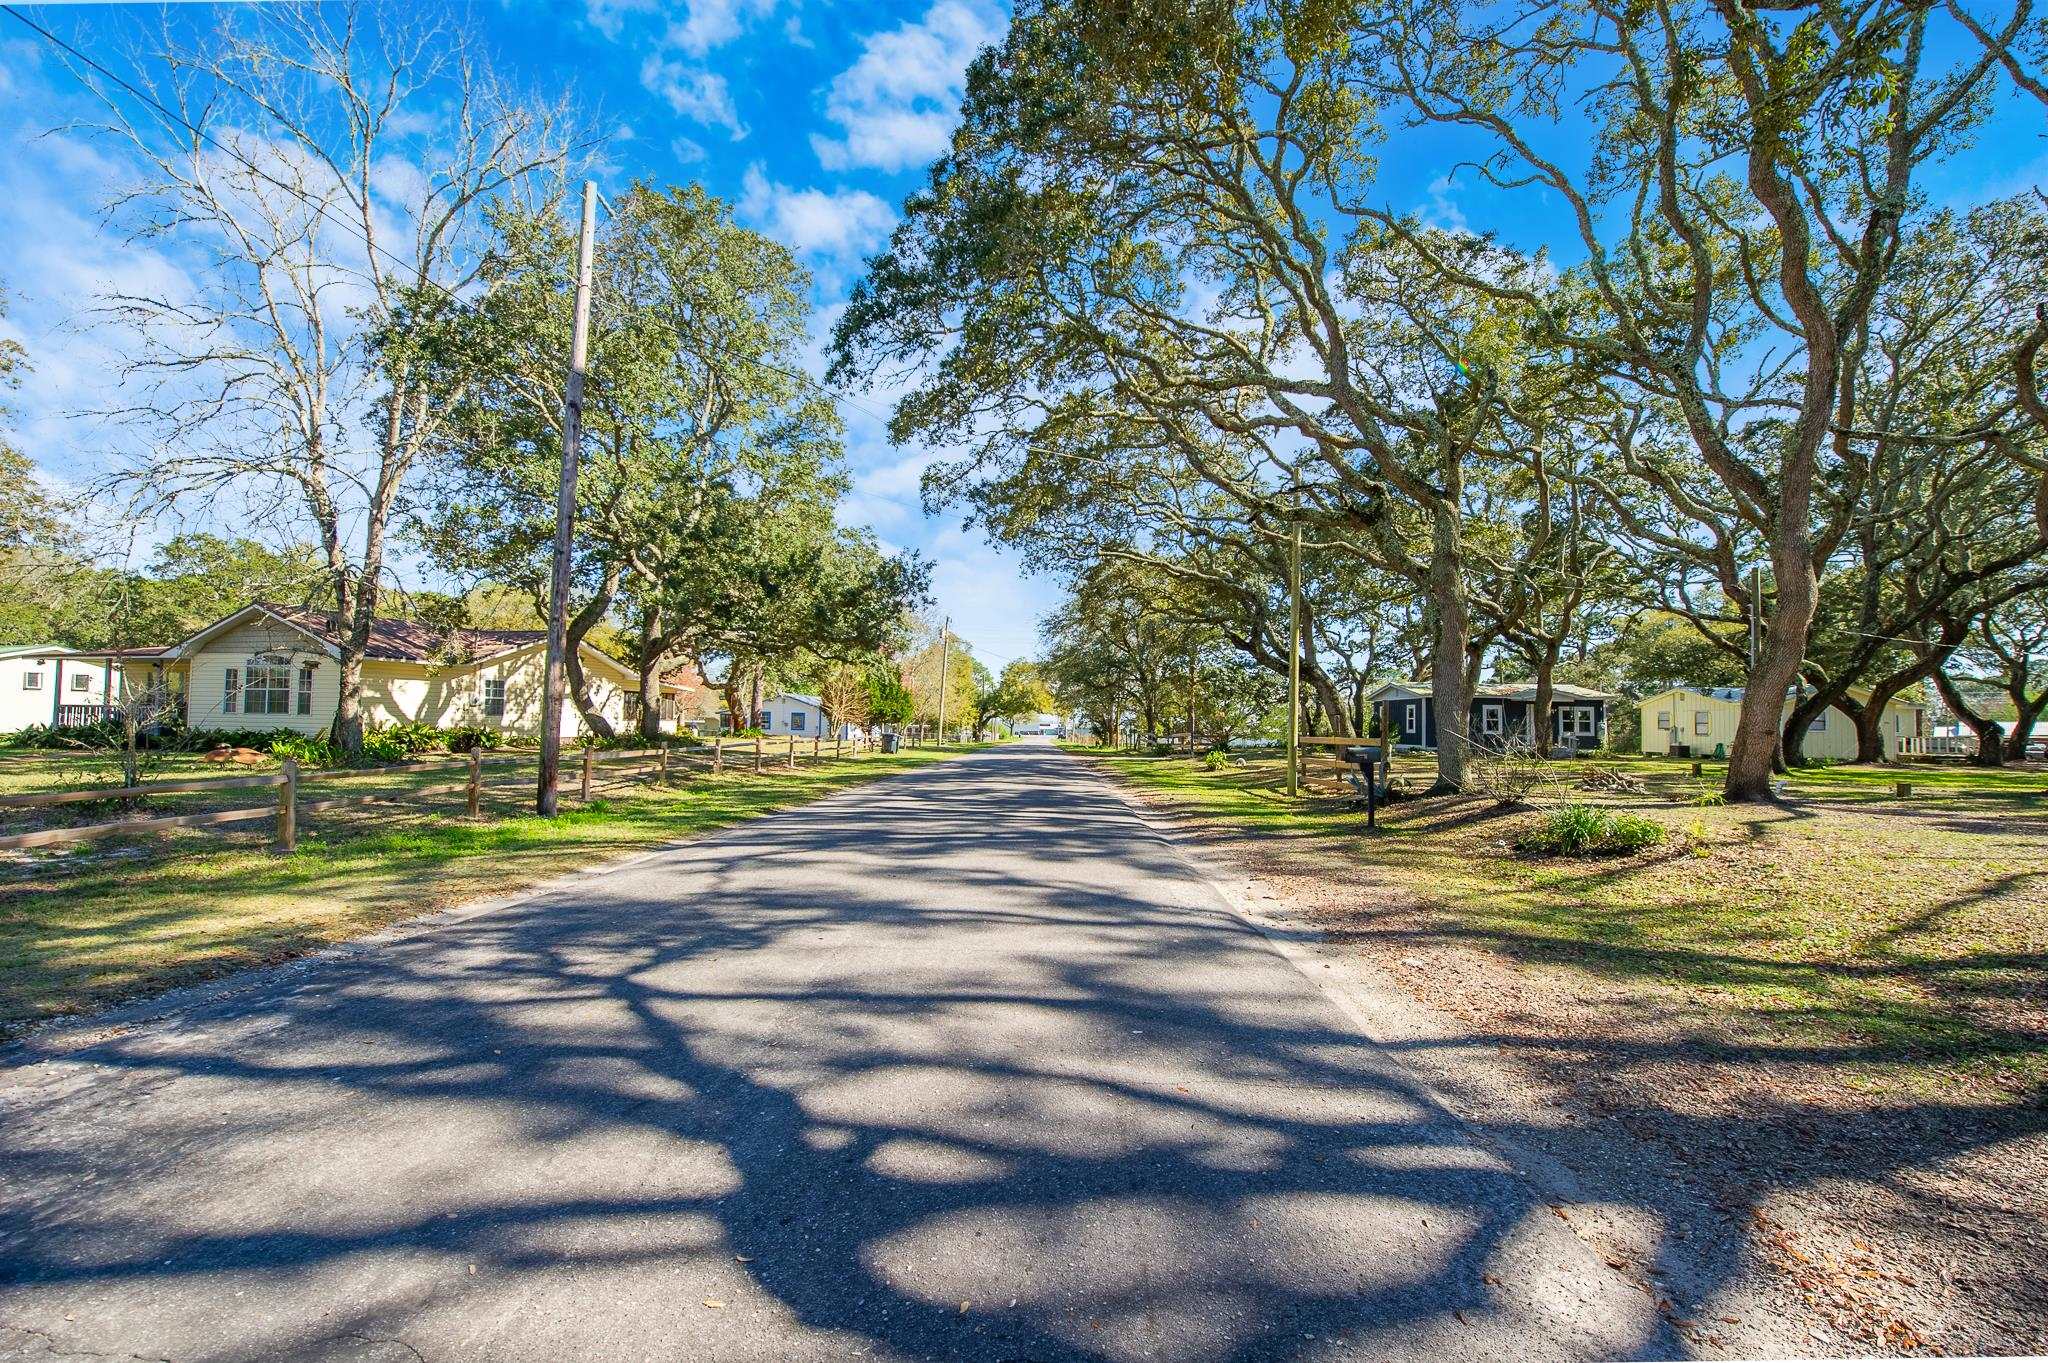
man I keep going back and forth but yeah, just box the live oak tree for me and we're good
[417,183,929,739]
[834,1,1608,791]
[1360,0,2025,797]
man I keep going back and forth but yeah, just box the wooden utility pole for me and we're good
[537,179,598,817]
[936,617,952,745]
[1287,521,1302,797]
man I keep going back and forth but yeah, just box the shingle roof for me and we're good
[255,602,548,664]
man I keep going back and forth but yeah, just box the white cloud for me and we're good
[1420,173,1469,234]
[583,0,658,42]
[810,0,1004,174]
[738,164,895,265]
[667,0,781,56]
[640,55,747,139]
[669,135,707,165]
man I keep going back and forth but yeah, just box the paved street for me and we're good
[2,742,1667,1362]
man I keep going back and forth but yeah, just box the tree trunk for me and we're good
[634,608,672,743]
[1425,510,1471,792]
[1727,545,1817,800]
[1531,649,1556,755]
[2004,692,2045,762]
[1933,669,2006,768]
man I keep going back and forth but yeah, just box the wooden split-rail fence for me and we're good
[0,732,890,857]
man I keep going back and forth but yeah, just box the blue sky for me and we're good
[1,2,2044,668]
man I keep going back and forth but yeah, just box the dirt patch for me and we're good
[1102,759,2048,1358]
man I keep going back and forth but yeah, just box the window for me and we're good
[70,672,91,692]
[1809,711,1827,731]
[223,667,239,714]
[1404,702,1419,737]
[483,678,506,718]
[1567,707,1596,737]
[789,710,806,732]
[1480,702,1504,736]
[241,658,293,715]
[21,670,41,691]
[1655,711,1671,730]
[1693,712,1710,736]
[297,664,315,715]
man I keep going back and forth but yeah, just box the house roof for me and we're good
[1641,684,1926,709]
[251,602,549,664]
[150,602,658,686]
[1366,679,1617,703]
[0,644,170,660]
[768,691,822,708]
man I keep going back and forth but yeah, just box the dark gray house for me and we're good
[1365,680,1616,754]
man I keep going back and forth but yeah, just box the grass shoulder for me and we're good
[1075,745,2048,1101]
[0,743,981,1040]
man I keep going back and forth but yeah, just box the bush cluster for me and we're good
[1514,804,1667,857]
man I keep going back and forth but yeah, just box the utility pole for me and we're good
[1287,521,1302,797]
[536,179,598,816]
[936,617,952,745]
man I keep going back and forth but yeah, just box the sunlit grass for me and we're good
[1,745,975,1036]
[1083,747,2048,1099]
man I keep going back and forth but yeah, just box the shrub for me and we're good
[1203,748,1236,770]
[1468,738,1551,806]
[378,721,447,755]
[1515,804,1667,857]
[442,725,502,754]
[268,734,337,766]
[359,732,410,764]
[178,727,296,753]
[1689,789,1727,807]
[4,720,124,750]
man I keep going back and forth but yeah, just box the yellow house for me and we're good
[113,601,665,742]
[1638,685,1927,761]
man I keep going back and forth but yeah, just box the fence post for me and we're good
[713,737,724,773]
[753,737,764,774]
[787,735,797,769]
[813,734,821,761]
[275,757,298,853]
[580,746,593,801]
[658,745,669,783]
[836,733,844,761]
[467,748,482,819]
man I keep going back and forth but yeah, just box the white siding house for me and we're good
[1638,686,1927,761]
[0,645,123,732]
[756,692,867,739]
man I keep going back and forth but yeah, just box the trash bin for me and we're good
[880,732,900,754]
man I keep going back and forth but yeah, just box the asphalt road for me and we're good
[2,741,1668,1362]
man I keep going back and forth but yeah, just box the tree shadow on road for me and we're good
[7,748,2034,1361]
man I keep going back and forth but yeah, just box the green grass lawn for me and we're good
[0,743,977,1038]
[1076,745,2048,1100]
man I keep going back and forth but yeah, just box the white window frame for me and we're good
[297,663,315,716]
[21,670,42,691]
[789,709,806,732]
[242,656,294,716]
[1693,712,1710,736]
[1809,710,1827,731]
[1404,702,1419,737]
[1567,706,1596,737]
[1480,701,1504,737]
[482,678,507,718]
[69,672,92,692]
[1655,710,1671,730]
